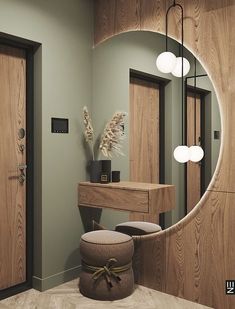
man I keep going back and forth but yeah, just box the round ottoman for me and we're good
[79,230,134,300]
[115,221,162,236]
[115,221,162,283]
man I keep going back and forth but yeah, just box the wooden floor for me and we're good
[0,279,212,309]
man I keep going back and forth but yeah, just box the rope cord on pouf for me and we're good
[82,258,132,288]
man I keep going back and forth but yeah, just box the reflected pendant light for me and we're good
[189,58,204,162]
[156,1,190,77]
[171,57,190,77]
[174,145,190,163]
[173,28,189,163]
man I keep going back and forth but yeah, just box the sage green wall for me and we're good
[92,31,221,229]
[0,0,93,290]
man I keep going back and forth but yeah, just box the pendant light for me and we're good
[189,58,204,162]
[173,145,190,163]
[156,1,190,77]
[156,52,176,74]
[173,24,189,163]
[171,57,190,77]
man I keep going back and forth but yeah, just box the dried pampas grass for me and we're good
[99,112,127,158]
[82,106,127,160]
[83,106,95,160]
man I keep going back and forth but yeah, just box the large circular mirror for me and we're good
[91,31,221,228]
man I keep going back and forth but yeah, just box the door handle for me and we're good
[17,164,27,184]
[19,144,25,153]
[18,174,26,184]
[18,164,27,171]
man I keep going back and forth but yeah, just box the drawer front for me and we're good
[79,185,149,213]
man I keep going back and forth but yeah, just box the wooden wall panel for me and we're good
[94,0,116,45]
[94,1,235,308]
[140,0,166,31]
[165,195,213,306]
[165,191,235,309]
[133,231,166,291]
[115,0,141,32]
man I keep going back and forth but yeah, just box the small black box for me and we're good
[112,171,120,182]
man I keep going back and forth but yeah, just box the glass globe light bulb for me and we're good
[173,145,190,163]
[171,57,190,77]
[156,51,177,74]
[189,145,204,162]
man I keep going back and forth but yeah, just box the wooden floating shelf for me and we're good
[78,181,175,223]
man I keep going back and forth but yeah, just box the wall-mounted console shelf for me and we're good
[78,181,175,223]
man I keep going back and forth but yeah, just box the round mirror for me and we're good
[91,31,221,228]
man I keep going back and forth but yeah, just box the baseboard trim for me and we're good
[33,265,81,292]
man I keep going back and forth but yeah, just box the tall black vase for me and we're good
[101,160,111,182]
[90,160,102,183]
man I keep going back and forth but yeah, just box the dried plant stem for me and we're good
[99,112,126,158]
[83,106,95,161]
[89,142,95,161]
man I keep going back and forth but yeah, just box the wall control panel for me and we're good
[51,118,69,133]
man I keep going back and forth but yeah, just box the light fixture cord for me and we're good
[194,57,197,145]
[165,1,184,144]
[166,1,177,51]
[181,5,184,145]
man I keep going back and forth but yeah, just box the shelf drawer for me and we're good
[79,185,149,213]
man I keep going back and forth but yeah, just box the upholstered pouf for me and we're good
[115,221,162,283]
[79,230,134,300]
[115,221,162,236]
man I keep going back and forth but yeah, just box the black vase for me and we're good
[101,160,111,182]
[90,160,102,183]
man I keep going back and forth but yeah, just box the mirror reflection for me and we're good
[92,31,221,228]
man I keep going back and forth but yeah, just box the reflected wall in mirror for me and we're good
[92,31,221,229]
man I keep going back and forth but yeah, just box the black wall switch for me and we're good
[214,130,220,140]
[51,118,69,133]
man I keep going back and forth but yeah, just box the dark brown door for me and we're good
[186,91,201,213]
[0,45,26,290]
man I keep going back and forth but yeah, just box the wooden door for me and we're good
[186,92,201,213]
[0,45,26,290]
[129,77,160,183]
[129,76,160,222]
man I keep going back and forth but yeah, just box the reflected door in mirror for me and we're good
[129,76,160,184]
[186,92,202,213]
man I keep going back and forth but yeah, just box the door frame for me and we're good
[184,83,210,215]
[0,32,40,300]
[130,69,170,227]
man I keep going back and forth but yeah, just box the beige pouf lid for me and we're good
[115,221,162,236]
[80,230,134,266]
[81,230,132,244]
